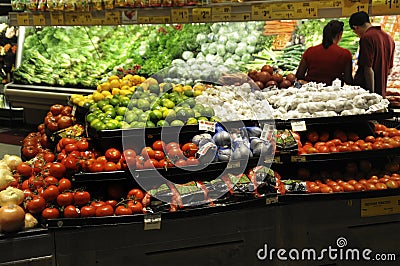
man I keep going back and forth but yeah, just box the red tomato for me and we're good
[63,205,80,218]
[186,157,199,166]
[60,138,76,148]
[80,205,96,217]
[152,140,166,151]
[165,142,180,152]
[332,185,344,192]
[26,195,46,214]
[127,189,144,201]
[91,200,106,209]
[141,147,155,160]
[115,205,133,216]
[143,159,159,169]
[181,142,198,158]
[63,156,79,171]
[105,200,118,209]
[329,146,339,152]
[123,149,136,158]
[320,186,333,193]
[308,185,321,193]
[167,147,185,160]
[41,207,60,219]
[17,162,33,177]
[23,188,34,198]
[153,150,165,161]
[103,161,118,172]
[89,162,105,172]
[58,178,72,193]
[95,205,114,217]
[28,176,44,190]
[331,139,342,146]
[306,130,319,143]
[57,192,74,206]
[317,145,329,153]
[365,136,375,143]
[74,191,91,206]
[42,185,60,202]
[127,200,143,214]
[159,159,174,168]
[49,162,66,178]
[365,183,377,191]
[105,148,122,163]
[65,143,78,153]
[43,152,55,163]
[375,182,387,190]
[342,184,355,192]
[76,139,89,151]
[174,159,187,167]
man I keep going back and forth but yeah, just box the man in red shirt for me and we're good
[350,11,395,98]
[296,20,353,86]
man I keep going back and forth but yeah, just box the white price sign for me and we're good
[144,213,161,230]
[291,121,307,132]
[199,121,216,132]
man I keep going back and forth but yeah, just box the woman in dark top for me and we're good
[296,20,353,86]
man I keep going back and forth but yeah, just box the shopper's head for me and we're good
[349,11,371,37]
[322,20,344,49]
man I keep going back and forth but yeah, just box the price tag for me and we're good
[199,120,216,132]
[212,6,231,14]
[342,0,369,17]
[17,13,30,26]
[32,13,46,26]
[65,13,81,25]
[251,4,271,20]
[231,13,251,21]
[270,3,296,19]
[227,161,240,169]
[192,8,212,22]
[371,0,400,15]
[260,124,275,141]
[50,13,65,25]
[149,16,171,24]
[291,121,307,132]
[171,8,189,23]
[105,11,121,25]
[80,13,93,25]
[122,10,138,23]
[266,196,278,205]
[361,196,400,217]
[291,155,306,162]
[71,105,77,117]
[138,16,150,24]
[318,0,343,8]
[293,2,318,18]
[264,156,281,164]
[212,13,231,22]
[144,213,161,230]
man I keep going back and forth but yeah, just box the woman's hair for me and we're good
[322,20,344,49]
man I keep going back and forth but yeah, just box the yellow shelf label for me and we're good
[371,0,400,15]
[50,13,65,26]
[32,13,46,26]
[212,13,231,22]
[293,2,318,19]
[318,0,343,8]
[230,13,251,21]
[361,196,400,217]
[342,0,369,17]
[80,13,93,25]
[251,4,271,20]
[149,16,171,24]
[65,13,82,25]
[17,13,30,26]
[171,8,189,23]
[212,6,231,14]
[105,11,121,25]
[192,8,212,22]
[138,16,150,24]
[270,3,296,20]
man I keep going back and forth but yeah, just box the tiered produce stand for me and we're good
[1,2,400,266]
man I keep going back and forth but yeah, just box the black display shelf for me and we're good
[291,147,400,163]
[280,187,400,203]
[72,170,128,183]
[0,227,49,240]
[273,110,395,126]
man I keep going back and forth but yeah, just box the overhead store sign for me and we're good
[371,0,400,15]
[342,0,369,16]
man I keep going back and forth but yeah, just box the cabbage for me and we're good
[182,51,194,61]
[171,59,186,67]
[196,33,208,44]
[234,43,247,57]
[207,43,218,55]
[201,43,209,54]
[241,54,252,63]
[218,35,228,44]
[246,35,258,46]
[226,41,238,54]
[230,32,241,43]
[216,44,226,56]
[247,45,256,54]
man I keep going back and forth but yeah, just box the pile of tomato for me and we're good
[298,123,400,155]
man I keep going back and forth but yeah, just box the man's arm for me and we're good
[295,58,307,81]
[363,66,374,92]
